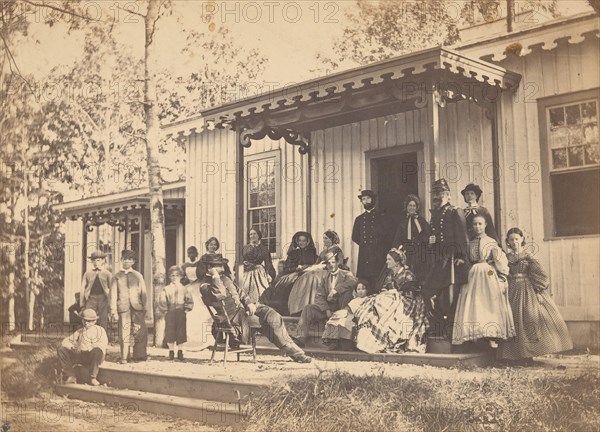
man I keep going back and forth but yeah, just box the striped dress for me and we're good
[497,252,573,360]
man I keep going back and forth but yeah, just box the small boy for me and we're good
[159,265,194,360]
[68,293,82,327]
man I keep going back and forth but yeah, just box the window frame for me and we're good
[538,88,600,239]
[244,150,282,258]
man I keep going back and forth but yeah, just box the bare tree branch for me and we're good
[0,29,36,96]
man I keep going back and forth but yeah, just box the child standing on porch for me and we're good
[110,250,149,364]
[159,265,194,361]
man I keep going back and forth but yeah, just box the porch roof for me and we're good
[54,181,185,219]
[198,46,521,132]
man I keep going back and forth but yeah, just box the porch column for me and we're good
[235,129,244,283]
[487,100,502,234]
[426,86,441,209]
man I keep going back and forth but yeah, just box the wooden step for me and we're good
[97,365,265,403]
[255,345,493,368]
[55,384,246,427]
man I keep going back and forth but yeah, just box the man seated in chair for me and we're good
[199,254,312,363]
[294,251,357,348]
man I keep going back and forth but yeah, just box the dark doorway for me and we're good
[371,152,420,224]
[166,228,177,270]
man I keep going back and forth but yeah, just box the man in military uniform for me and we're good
[423,179,470,339]
[352,190,390,293]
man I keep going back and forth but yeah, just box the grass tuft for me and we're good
[246,370,600,432]
[1,343,60,399]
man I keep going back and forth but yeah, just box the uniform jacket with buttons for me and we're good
[423,202,469,296]
[110,269,148,314]
[352,210,390,279]
[80,269,112,306]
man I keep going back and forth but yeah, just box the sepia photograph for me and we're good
[1,0,599,430]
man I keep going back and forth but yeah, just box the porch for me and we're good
[55,181,186,324]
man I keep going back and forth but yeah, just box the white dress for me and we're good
[452,235,515,344]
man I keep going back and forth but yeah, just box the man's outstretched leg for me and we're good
[253,305,312,363]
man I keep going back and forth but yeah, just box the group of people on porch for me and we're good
[59,178,573,385]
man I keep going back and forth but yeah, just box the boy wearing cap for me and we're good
[80,251,112,333]
[352,190,390,293]
[110,250,148,363]
[57,308,108,386]
[199,254,312,363]
[158,265,194,360]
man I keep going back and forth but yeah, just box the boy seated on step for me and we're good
[158,265,194,361]
[294,251,357,348]
[57,309,108,386]
[321,279,369,351]
[199,253,312,363]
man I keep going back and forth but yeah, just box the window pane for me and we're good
[585,144,600,165]
[565,104,581,126]
[552,169,600,236]
[552,149,568,169]
[569,127,583,146]
[568,146,585,167]
[582,101,597,123]
[249,192,258,208]
[584,123,599,145]
[549,107,565,129]
[550,127,568,149]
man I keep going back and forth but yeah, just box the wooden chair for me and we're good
[201,295,260,366]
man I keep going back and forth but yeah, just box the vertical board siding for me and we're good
[497,38,600,320]
[186,128,238,264]
[63,219,84,322]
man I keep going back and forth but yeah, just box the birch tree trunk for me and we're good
[144,0,167,347]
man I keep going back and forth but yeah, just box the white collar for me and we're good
[121,268,133,274]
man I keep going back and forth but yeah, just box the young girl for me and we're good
[497,228,573,364]
[158,266,194,360]
[321,280,369,351]
[452,215,515,345]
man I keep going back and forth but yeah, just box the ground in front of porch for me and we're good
[2,339,599,432]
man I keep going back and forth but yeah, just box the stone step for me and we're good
[97,365,265,403]
[8,340,40,350]
[55,384,246,427]
[255,345,493,368]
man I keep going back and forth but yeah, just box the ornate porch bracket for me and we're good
[239,121,310,155]
[83,213,127,232]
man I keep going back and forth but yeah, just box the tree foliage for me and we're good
[316,0,559,73]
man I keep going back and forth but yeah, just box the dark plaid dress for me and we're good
[497,252,573,360]
[353,266,429,353]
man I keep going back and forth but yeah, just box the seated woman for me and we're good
[321,279,369,351]
[268,231,317,315]
[241,227,276,305]
[353,248,429,353]
[452,215,515,346]
[287,230,345,316]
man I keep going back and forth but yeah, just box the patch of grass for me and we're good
[245,370,600,432]
[1,343,60,399]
